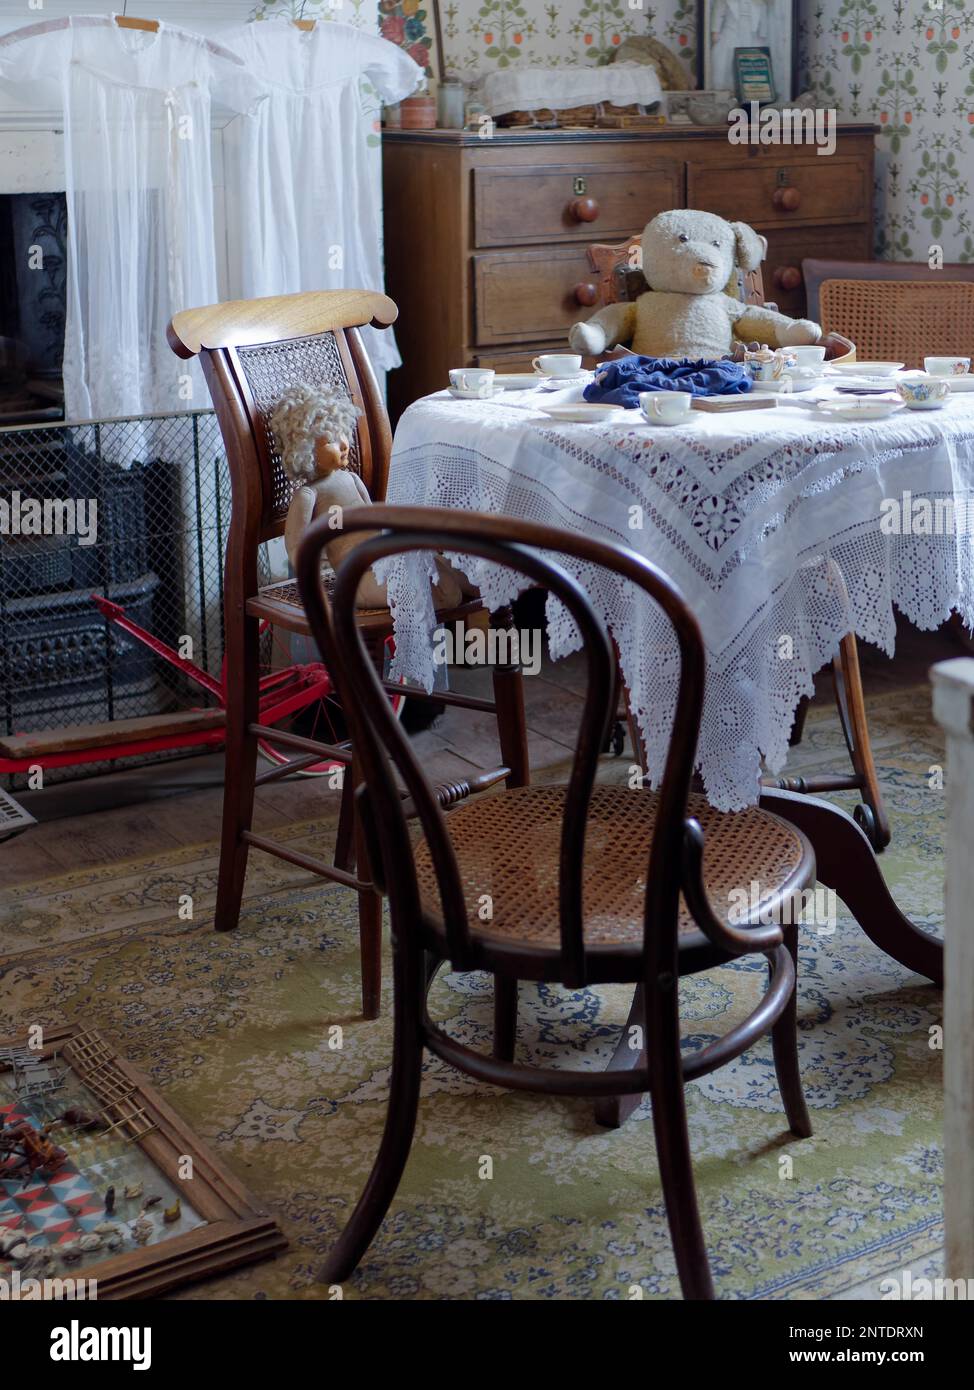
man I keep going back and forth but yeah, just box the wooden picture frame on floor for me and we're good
[0,1025,285,1299]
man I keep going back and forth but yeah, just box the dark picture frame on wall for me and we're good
[697,0,801,104]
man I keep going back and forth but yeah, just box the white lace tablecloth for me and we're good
[381,383,974,810]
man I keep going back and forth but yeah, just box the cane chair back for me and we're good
[168,289,397,546]
[298,505,709,989]
[819,278,974,371]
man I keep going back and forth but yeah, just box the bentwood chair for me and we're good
[819,275,974,373]
[297,504,815,1300]
[167,291,529,1020]
[573,236,892,851]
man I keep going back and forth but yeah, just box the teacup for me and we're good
[533,353,582,377]
[786,345,828,367]
[896,374,951,410]
[449,367,495,397]
[639,391,692,425]
[924,355,971,376]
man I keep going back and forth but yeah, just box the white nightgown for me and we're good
[221,20,423,375]
[0,17,260,421]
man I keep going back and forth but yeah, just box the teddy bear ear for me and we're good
[730,221,767,271]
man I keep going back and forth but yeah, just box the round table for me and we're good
[382,378,974,812]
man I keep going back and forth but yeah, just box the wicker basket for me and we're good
[497,102,644,128]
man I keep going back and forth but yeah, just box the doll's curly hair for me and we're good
[268,383,361,483]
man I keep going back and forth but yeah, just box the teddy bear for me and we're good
[568,208,822,361]
[270,384,462,610]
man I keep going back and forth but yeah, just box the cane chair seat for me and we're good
[414,784,814,953]
[249,573,486,636]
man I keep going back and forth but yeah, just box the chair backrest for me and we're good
[819,278,974,370]
[585,235,767,310]
[167,290,397,550]
[803,256,974,322]
[296,504,706,989]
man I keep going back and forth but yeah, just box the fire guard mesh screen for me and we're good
[0,409,267,788]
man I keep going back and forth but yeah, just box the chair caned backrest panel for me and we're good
[820,279,974,371]
[234,329,364,525]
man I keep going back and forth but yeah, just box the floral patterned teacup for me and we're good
[924,356,971,376]
[896,374,951,410]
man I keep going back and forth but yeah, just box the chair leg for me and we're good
[789,695,810,748]
[334,763,356,872]
[490,606,530,788]
[649,988,714,1300]
[214,611,261,933]
[354,778,383,1021]
[832,633,891,851]
[770,925,812,1139]
[492,976,518,1061]
[319,936,425,1287]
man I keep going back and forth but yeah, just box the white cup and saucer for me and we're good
[532,353,587,388]
[924,355,974,393]
[638,391,696,427]
[448,367,497,399]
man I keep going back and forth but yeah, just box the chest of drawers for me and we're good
[382,125,876,421]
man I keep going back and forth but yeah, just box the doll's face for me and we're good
[313,434,350,476]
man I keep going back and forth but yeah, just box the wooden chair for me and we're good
[819,277,974,372]
[803,256,974,326]
[167,290,530,1019]
[574,238,890,850]
[297,503,815,1300]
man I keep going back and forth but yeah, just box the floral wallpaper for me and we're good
[801,0,974,261]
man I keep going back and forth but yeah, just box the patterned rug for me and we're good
[0,685,944,1300]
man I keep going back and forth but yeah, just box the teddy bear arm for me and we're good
[568,301,637,356]
[733,303,822,348]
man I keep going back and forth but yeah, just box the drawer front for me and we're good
[687,155,871,227]
[473,247,595,345]
[760,224,874,318]
[473,160,682,248]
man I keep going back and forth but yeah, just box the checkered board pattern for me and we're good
[1,1101,105,1259]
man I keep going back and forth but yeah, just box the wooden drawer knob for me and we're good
[772,186,801,211]
[574,281,599,307]
[773,265,803,291]
[569,197,600,223]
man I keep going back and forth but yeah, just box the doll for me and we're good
[270,384,461,610]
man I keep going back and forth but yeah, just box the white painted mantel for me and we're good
[932,656,974,1281]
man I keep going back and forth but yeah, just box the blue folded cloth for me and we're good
[583,355,753,409]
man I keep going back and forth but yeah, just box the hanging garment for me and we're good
[0,16,260,422]
[221,20,422,375]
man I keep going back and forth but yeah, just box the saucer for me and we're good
[494,374,541,390]
[828,361,905,378]
[447,385,502,400]
[535,372,591,390]
[816,398,905,421]
[538,402,624,423]
[636,412,700,427]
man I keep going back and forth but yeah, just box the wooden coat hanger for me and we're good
[114,17,160,34]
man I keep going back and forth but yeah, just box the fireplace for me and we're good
[0,191,66,424]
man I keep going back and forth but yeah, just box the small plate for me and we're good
[635,413,701,427]
[494,373,541,390]
[538,403,624,423]
[827,361,905,377]
[447,385,502,400]
[535,372,592,390]
[817,398,905,421]
[947,375,974,392]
